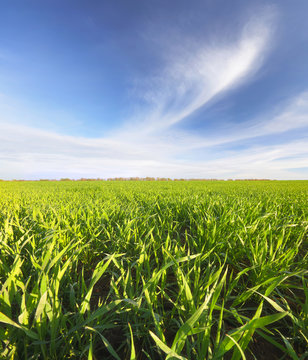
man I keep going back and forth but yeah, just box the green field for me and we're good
[0,180,307,359]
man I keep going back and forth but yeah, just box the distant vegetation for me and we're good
[3,177,273,182]
[0,180,307,359]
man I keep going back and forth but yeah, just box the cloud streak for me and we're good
[1,90,307,179]
[131,9,275,134]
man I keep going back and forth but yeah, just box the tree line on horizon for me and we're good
[1,177,273,182]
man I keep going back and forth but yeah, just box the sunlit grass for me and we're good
[0,180,307,359]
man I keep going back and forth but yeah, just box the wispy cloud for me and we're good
[130,8,275,133]
[1,90,307,179]
[170,91,308,150]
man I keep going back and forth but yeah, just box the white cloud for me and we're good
[1,93,307,180]
[130,9,275,134]
[261,92,308,133]
[173,91,308,150]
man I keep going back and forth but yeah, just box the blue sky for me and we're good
[0,0,308,179]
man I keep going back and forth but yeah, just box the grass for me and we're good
[0,180,307,359]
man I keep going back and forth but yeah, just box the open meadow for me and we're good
[0,180,307,359]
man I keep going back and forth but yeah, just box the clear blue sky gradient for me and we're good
[0,0,308,179]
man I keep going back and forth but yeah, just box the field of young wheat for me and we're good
[0,180,307,359]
